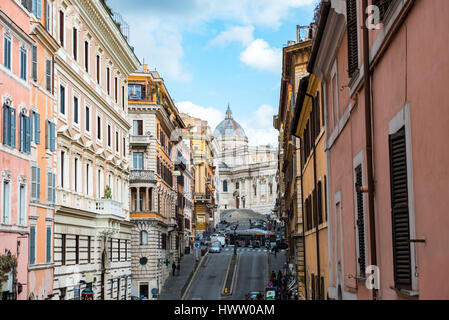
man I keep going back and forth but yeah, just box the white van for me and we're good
[211,234,226,247]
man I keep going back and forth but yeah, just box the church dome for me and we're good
[214,106,247,138]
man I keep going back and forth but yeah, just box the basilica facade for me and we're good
[214,107,277,217]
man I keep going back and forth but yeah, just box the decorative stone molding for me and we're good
[2,170,12,182]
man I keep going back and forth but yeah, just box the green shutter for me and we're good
[35,112,41,144]
[52,173,56,204]
[30,226,36,265]
[31,166,37,200]
[50,122,56,151]
[26,115,31,153]
[46,227,51,263]
[10,108,16,148]
[37,167,41,200]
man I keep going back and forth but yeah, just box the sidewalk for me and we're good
[158,250,202,300]
[268,249,287,280]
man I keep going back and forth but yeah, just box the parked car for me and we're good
[209,241,222,253]
[246,291,264,300]
[211,234,226,247]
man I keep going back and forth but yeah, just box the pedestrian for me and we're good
[277,270,282,284]
[271,270,276,283]
[177,261,180,276]
[172,261,176,276]
[274,246,278,257]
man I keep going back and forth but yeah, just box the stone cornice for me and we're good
[30,22,60,54]
[72,0,140,75]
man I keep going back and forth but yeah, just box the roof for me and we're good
[213,106,247,138]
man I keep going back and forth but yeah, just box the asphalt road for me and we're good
[185,245,268,300]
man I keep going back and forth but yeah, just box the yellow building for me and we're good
[180,114,217,236]
[291,73,328,300]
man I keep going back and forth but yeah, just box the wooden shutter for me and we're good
[46,227,51,263]
[52,173,56,203]
[10,108,16,148]
[317,181,323,225]
[37,167,41,200]
[30,226,36,264]
[47,171,52,203]
[31,166,37,200]
[25,115,31,153]
[35,112,40,144]
[389,126,412,289]
[346,0,359,77]
[50,121,56,151]
[355,165,366,276]
[45,59,52,92]
[32,45,38,81]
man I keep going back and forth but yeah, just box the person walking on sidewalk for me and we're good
[177,261,181,276]
[172,261,176,276]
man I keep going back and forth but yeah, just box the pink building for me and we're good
[0,1,35,300]
[309,0,449,300]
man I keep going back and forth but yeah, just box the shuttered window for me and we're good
[46,226,51,263]
[31,165,41,201]
[3,35,11,70]
[20,47,27,81]
[389,126,412,290]
[317,181,323,225]
[355,165,366,276]
[31,45,38,82]
[46,120,55,151]
[3,105,16,148]
[30,226,36,265]
[47,170,56,204]
[20,113,31,154]
[45,59,52,93]
[346,0,359,77]
[32,111,41,144]
[61,234,66,265]
[32,0,42,18]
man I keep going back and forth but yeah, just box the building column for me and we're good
[137,187,141,211]
[145,188,149,212]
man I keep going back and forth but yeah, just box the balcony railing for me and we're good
[95,199,124,219]
[130,135,151,146]
[194,193,212,203]
[130,170,156,183]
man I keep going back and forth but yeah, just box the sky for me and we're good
[108,0,317,146]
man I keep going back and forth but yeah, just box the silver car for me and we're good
[209,241,222,253]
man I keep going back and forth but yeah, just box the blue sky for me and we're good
[108,0,316,145]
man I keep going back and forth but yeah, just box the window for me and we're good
[60,151,65,188]
[87,236,91,263]
[223,180,227,192]
[116,131,119,152]
[75,235,79,264]
[96,55,100,84]
[31,45,38,82]
[47,170,56,204]
[117,239,120,262]
[60,85,65,114]
[19,184,26,225]
[20,113,31,154]
[74,96,79,124]
[84,41,89,72]
[61,234,66,265]
[133,152,143,170]
[59,10,64,46]
[317,181,323,225]
[133,120,143,136]
[46,120,56,151]
[46,226,52,263]
[31,165,41,202]
[107,67,110,94]
[161,233,167,250]
[31,0,42,18]
[73,28,77,60]
[3,35,11,70]
[123,137,126,157]
[97,116,101,140]
[85,106,90,131]
[45,59,52,93]
[74,158,78,192]
[128,84,143,100]
[346,0,359,77]
[20,47,27,81]
[2,180,11,224]
[3,104,16,148]
[29,226,36,265]
[355,165,366,276]
[122,86,125,110]
[31,111,41,144]
[235,182,239,190]
[373,0,394,21]
[107,124,111,147]
[46,0,51,31]
[109,238,113,261]
[253,185,257,196]
[389,126,412,290]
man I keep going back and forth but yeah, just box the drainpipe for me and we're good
[299,142,307,300]
[362,0,378,300]
[306,92,321,300]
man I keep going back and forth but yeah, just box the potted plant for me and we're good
[104,186,112,200]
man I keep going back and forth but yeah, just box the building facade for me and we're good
[0,0,35,301]
[51,0,139,300]
[308,0,449,299]
[181,113,217,236]
[215,107,277,217]
[127,64,185,299]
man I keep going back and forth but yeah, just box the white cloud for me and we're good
[240,39,282,74]
[240,104,278,147]
[176,101,224,131]
[208,25,255,47]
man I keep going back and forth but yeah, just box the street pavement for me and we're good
[158,252,199,300]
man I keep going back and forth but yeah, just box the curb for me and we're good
[221,252,240,296]
[180,251,209,300]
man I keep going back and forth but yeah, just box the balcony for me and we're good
[95,199,124,219]
[194,193,212,203]
[129,170,156,183]
[130,135,151,146]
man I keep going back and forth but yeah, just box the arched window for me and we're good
[235,182,239,190]
[223,180,228,192]
[139,230,148,245]
[269,183,273,195]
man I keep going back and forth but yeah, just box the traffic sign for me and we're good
[194,241,200,248]
[267,281,273,288]
[265,289,276,300]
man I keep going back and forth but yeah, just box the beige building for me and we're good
[52,0,139,300]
